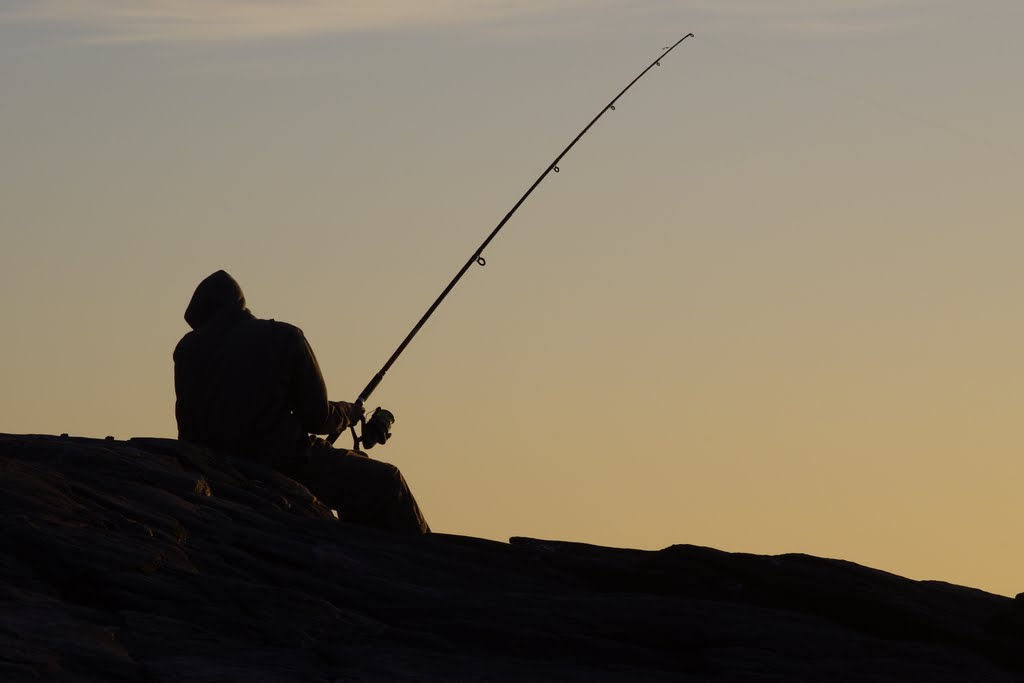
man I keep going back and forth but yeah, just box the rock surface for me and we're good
[2,432,1022,681]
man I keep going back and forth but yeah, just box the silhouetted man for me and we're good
[174,270,429,534]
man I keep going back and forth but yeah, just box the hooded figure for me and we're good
[174,270,429,534]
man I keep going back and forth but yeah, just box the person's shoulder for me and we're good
[251,318,309,349]
[256,317,303,336]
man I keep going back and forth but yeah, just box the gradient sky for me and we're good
[2,1,1022,596]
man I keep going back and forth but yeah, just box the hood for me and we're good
[184,270,248,330]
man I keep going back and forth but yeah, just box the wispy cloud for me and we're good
[0,0,591,42]
[0,0,941,44]
[678,0,930,36]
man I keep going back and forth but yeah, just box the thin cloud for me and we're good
[0,0,941,45]
[677,0,930,36]
[0,0,591,42]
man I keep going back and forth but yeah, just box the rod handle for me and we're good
[358,372,386,405]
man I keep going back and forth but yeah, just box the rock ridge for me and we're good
[2,433,1022,681]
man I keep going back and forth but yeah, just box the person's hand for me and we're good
[330,401,365,431]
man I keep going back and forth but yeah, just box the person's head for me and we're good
[184,270,247,329]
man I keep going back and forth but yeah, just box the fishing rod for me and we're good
[331,33,695,448]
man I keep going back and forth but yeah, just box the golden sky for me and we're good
[2,1,1022,596]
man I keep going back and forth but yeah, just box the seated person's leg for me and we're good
[283,442,429,534]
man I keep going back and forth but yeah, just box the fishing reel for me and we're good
[326,403,394,451]
[350,406,395,451]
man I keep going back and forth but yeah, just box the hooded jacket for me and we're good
[173,271,344,463]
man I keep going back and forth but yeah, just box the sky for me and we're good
[2,1,1022,597]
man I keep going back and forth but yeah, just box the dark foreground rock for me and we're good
[2,433,1022,682]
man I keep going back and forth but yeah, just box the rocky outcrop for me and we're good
[2,433,1022,681]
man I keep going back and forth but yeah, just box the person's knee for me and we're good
[380,461,406,486]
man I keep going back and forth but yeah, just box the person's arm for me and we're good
[289,328,363,435]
